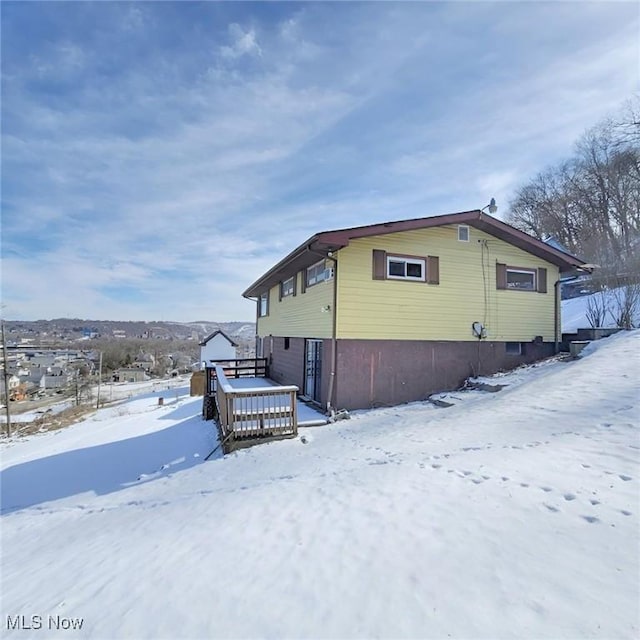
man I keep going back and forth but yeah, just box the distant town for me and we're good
[1,319,255,404]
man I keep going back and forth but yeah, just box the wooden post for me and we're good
[95,351,103,409]
[1,320,11,437]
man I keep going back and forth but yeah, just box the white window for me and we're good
[458,225,470,242]
[506,268,536,291]
[281,277,294,297]
[386,256,425,281]
[258,292,269,317]
[306,261,327,287]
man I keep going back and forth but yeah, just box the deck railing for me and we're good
[214,365,298,443]
[205,358,268,395]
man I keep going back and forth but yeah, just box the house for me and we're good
[242,209,587,411]
[199,330,238,368]
[113,368,148,383]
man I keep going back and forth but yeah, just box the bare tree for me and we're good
[585,290,610,329]
[508,100,640,275]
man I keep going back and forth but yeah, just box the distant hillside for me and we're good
[4,319,256,344]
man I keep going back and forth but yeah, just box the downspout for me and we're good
[326,254,338,414]
[554,279,560,354]
[307,245,338,414]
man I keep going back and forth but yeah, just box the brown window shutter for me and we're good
[427,256,439,284]
[300,270,306,294]
[537,267,547,293]
[496,263,507,289]
[292,274,297,297]
[278,284,283,301]
[372,249,387,280]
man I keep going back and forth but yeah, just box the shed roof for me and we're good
[243,210,587,298]
[199,329,238,347]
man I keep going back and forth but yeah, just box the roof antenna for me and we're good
[481,198,497,214]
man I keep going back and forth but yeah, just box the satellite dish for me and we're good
[488,198,497,214]
[472,321,484,338]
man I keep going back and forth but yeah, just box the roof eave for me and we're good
[242,210,586,296]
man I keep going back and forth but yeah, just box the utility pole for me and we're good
[1,320,12,437]
[96,351,103,409]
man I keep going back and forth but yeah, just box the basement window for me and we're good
[505,342,523,355]
[284,337,290,350]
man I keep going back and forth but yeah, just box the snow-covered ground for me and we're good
[1,332,638,639]
[2,376,190,424]
[562,288,640,332]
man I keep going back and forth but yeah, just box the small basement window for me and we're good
[284,337,290,350]
[505,342,522,355]
[458,225,470,242]
[506,268,536,291]
[386,255,425,281]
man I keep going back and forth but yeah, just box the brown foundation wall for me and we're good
[267,336,332,408]
[333,339,554,410]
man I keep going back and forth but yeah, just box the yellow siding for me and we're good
[257,270,334,338]
[336,225,559,341]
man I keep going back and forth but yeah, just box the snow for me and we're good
[1,332,638,639]
[562,289,640,332]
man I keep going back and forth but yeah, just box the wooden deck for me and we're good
[203,359,299,453]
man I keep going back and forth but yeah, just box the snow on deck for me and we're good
[226,376,329,426]
[0,331,638,639]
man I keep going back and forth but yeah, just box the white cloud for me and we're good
[2,1,638,321]
[219,23,262,60]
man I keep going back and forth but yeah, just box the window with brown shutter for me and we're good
[498,264,540,291]
[300,270,306,294]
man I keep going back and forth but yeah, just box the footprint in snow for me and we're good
[581,464,591,469]
[540,486,553,493]
[431,463,442,469]
[581,515,599,524]
[501,476,509,481]
[563,493,577,501]
[619,474,633,481]
[544,504,559,513]
[520,483,529,488]
[590,499,600,506]
[621,510,632,516]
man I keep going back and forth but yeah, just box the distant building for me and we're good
[113,368,148,383]
[199,330,237,368]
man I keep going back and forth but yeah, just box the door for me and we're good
[304,339,323,402]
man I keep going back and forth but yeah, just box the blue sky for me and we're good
[2,1,638,322]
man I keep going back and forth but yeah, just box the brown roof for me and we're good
[242,210,586,297]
